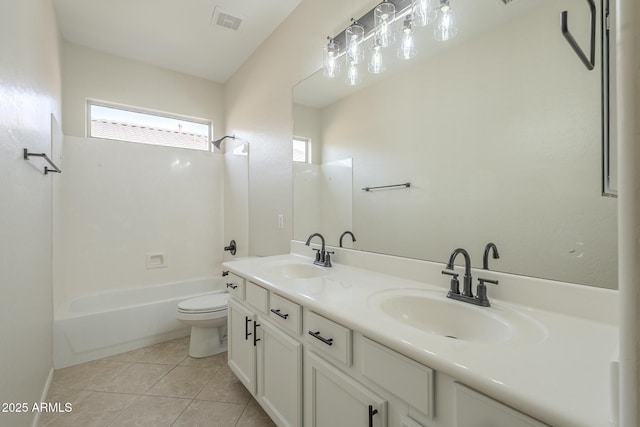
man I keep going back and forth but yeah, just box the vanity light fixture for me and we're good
[321,0,460,85]
[346,61,362,86]
[323,37,341,78]
[374,0,396,47]
[412,0,436,27]
[368,41,386,73]
[346,21,365,65]
[398,15,417,59]
[434,0,458,41]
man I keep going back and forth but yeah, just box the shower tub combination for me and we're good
[53,277,226,369]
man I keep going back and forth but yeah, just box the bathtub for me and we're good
[53,277,226,368]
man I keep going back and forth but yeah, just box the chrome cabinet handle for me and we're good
[226,282,238,289]
[270,308,289,319]
[308,330,333,346]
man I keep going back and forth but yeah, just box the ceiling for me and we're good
[53,0,303,83]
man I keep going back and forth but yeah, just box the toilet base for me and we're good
[188,325,227,358]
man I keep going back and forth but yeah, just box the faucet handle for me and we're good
[442,269,460,295]
[312,248,322,263]
[476,277,499,307]
[324,251,334,267]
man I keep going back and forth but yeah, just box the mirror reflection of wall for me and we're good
[293,0,617,289]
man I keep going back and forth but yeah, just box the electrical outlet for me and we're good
[278,214,284,229]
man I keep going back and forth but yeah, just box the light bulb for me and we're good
[397,16,417,60]
[374,1,396,47]
[434,0,457,41]
[412,0,436,27]
[346,23,365,64]
[345,61,361,86]
[323,38,340,78]
[368,44,385,74]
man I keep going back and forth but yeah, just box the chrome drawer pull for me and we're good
[226,282,238,289]
[308,330,333,346]
[270,308,289,319]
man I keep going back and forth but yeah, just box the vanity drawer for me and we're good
[224,273,245,300]
[361,337,434,418]
[268,293,302,335]
[306,311,352,366]
[246,281,269,314]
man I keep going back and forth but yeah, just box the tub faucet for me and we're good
[305,233,331,267]
[441,247,498,307]
[339,231,356,248]
[483,242,500,270]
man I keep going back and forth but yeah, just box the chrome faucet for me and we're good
[483,242,500,270]
[442,247,498,307]
[305,233,332,267]
[339,231,356,248]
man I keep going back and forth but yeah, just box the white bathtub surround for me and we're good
[54,277,225,368]
[224,246,617,427]
[56,136,225,312]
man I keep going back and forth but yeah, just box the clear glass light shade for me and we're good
[368,44,386,74]
[434,2,457,41]
[397,21,417,59]
[346,24,365,64]
[412,0,436,26]
[374,1,396,47]
[345,61,362,86]
[323,39,341,78]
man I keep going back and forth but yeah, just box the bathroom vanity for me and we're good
[223,243,617,427]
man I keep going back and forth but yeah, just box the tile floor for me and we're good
[39,336,276,427]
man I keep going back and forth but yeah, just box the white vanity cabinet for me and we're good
[306,351,387,427]
[454,383,549,427]
[258,319,303,427]
[228,282,303,427]
[228,297,258,393]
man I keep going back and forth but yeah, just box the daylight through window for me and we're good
[88,102,212,151]
[293,137,311,163]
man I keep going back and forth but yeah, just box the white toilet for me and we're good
[176,292,229,358]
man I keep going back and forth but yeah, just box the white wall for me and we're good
[61,42,225,139]
[57,137,223,308]
[0,0,61,425]
[57,43,228,309]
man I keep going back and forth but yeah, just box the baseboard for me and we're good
[32,367,54,427]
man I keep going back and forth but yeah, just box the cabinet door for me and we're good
[306,351,387,427]
[455,383,549,427]
[258,320,302,427]
[228,298,257,394]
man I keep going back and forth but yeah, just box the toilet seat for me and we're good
[178,293,229,314]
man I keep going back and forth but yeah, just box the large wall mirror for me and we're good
[293,0,617,289]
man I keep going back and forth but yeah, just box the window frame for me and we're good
[86,99,213,152]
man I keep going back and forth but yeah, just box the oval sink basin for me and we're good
[368,289,546,345]
[263,261,328,279]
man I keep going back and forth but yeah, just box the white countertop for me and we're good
[223,252,618,427]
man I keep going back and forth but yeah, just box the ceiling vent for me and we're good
[211,7,243,31]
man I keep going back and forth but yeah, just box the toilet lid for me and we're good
[178,293,229,313]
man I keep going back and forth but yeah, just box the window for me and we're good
[293,137,311,163]
[88,101,212,151]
